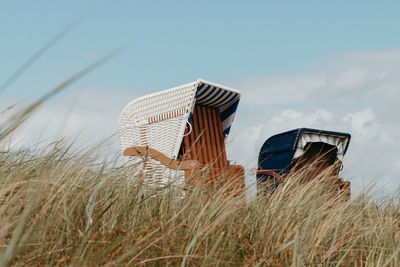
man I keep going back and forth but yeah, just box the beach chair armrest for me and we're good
[123,146,201,170]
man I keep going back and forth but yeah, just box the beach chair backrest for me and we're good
[119,82,197,161]
[180,104,227,169]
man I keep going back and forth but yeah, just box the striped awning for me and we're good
[293,132,350,160]
[193,79,241,136]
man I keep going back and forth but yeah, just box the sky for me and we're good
[1,1,400,195]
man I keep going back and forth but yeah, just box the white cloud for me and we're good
[237,75,325,106]
[343,108,378,138]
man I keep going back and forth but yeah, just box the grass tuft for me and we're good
[0,142,399,266]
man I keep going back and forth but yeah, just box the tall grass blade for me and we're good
[181,229,203,267]
[201,231,224,267]
[327,208,343,263]
[0,196,36,267]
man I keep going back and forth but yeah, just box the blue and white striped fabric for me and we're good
[191,80,241,136]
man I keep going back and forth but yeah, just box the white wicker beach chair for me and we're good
[118,79,244,192]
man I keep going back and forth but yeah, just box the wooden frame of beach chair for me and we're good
[118,79,244,194]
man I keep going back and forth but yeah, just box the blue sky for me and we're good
[1,1,400,195]
[2,1,400,97]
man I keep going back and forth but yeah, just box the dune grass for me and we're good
[0,141,399,266]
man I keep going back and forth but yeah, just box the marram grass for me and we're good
[0,143,399,266]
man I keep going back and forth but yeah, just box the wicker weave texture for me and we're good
[118,82,197,186]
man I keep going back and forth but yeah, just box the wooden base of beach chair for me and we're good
[124,146,245,195]
[256,169,350,200]
[185,165,244,196]
[220,165,245,196]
